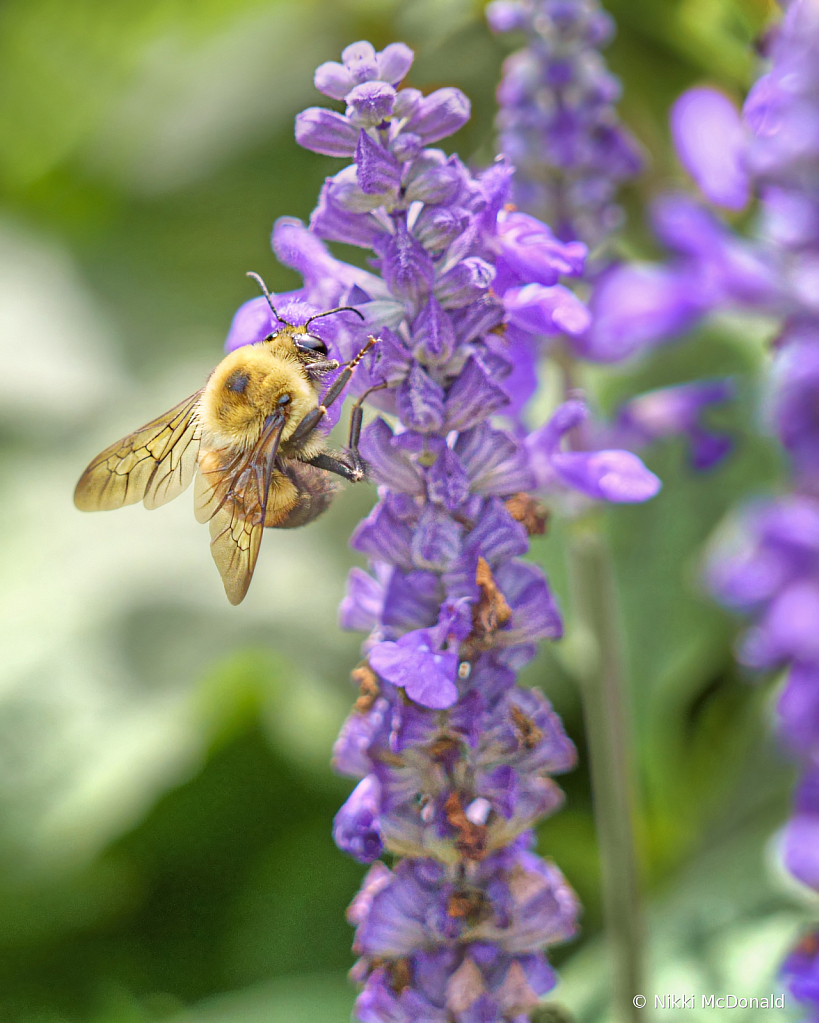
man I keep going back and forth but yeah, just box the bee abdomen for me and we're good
[267,459,340,529]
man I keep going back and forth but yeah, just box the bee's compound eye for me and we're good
[277,393,291,407]
[293,332,328,356]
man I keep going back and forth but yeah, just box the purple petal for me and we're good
[496,211,587,288]
[436,257,496,309]
[746,580,819,668]
[347,81,397,128]
[377,42,414,85]
[351,499,416,570]
[427,446,470,510]
[444,355,509,431]
[494,561,563,643]
[310,178,384,248]
[777,664,819,759]
[504,283,591,337]
[396,363,446,432]
[575,262,705,362]
[294,107,359,157]
[551,449,661,502]
[382,569,442,633]
[783,811,819,892]
[464,498,529,565]
[454,425,535,495]
[313,61,353,101]
[404,152,464,205]
[224,296,276,352]
[382,227,435,308]
[333,776,384,863]
[411,504,462,570]
[370,631,459,709]
[403,87,472,143]
[332,700,388,777]
[340,567,383,632]
[360,417,426,494]
[412,297,456,365]
[486,1,529,32]
[671,87,750,210]
[341,41,379,84]
[355,130,402,194]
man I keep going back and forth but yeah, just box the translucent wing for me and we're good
[74,391,203,512]
[194,412,286,605]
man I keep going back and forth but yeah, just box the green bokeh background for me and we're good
[0,0,812,1020]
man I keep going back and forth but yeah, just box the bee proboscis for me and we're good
[75,273,382,604]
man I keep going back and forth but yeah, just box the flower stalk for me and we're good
[567,521,643,1023]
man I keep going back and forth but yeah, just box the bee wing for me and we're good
[196,412,286,605]
[74,391,203,512]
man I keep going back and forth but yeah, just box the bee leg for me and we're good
[343,382,389,479]
[306,452,362,483]
[305,359,340,378]
[289,335,382,447]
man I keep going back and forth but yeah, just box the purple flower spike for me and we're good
[491,0,642,247]
[671,87,750,210]
[260,37,603,1022]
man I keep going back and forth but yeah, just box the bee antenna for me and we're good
[246,271,291,326]
[304,305,365,328]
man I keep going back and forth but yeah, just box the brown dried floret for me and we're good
[473,557,512,635]
[505,492,549,536]
[353,664,380,713]
[510,703,543,750]
[444,791,487,861]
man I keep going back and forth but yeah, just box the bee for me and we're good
[75,272,381,605]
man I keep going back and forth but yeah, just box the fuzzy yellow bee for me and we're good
[75,273,380,604]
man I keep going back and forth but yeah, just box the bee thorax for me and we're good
[199,344,316,448]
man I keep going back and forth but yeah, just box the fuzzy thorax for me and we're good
[199,342,318,449]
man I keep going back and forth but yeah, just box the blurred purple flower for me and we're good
[670,87,750,210]
[613,379,734,470]
[489,0,642,248]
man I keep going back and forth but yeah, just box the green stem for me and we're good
[567,520,645,1023]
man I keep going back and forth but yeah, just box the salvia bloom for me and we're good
[225,40,661,1020]
[487,0,730,476]
[690,2,819,1017]
[487,0,642,250]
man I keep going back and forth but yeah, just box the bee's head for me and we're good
[264,325,329,364]
[290,329,329,361]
